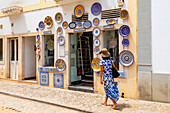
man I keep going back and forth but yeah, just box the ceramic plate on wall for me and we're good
[93,38,100,47]
[117,0,124,6]
[119,50,134,67]
[122,38,129,47]
[55,12,63,24]
[36,40,40,46]
[93,18,100,26]
[83,20,92,29]
[69,22,77,29]
[62,21,68,29]
[37,35,40,40]
[36,46,41,52]
[106,19,118,25]
[91,2,102,15]
[56,59,66,72]
[74,5,84,18]
[57,27,63,35]
[119,25,130,37]
[58,36,65,46]
[120,9,128,20]
[46,39,54,51]
[92,27,101,37]
[94,47,100,54]
[36,54,41,60]
[91,58,101,71]
[107,37,117,48]
[44,16,53,29]
[38,21,45,30]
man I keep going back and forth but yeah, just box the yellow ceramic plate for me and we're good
[120,9,128,20]
[62,21,68,29]
[91,58,101,71]
[44,16,53,29]
[46,39,54,51]
[74,5,84,18]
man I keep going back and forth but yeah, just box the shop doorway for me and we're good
[9,38,18,80]
[69,32,93,92]
[23,37,36,81]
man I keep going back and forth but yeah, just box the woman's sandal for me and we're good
[101,102,107,106]
[111,106,119,110]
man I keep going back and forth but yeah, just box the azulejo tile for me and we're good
[40,72,49,86]
[53,73,64,88]
[38,67,43,71]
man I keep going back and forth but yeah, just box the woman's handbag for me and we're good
[111,60,120,78]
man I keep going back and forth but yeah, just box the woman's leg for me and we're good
[111,99,118,109]
[101,97,108,106]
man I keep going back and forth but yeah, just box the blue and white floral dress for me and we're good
[100,59,119,102]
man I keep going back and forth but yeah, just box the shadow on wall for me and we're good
[9,13,28,34]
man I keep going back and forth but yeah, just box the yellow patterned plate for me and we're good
[46,39,54,51]
[55,12,63,24]
[120,9,128,20]
[56,59,66,72]
[74,5,84,18]
[91,58,101,71]
[57,27,63,35]
[62,21,68,29]
[44,16,53,29]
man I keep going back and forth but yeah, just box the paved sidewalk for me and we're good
[0,81,169,113]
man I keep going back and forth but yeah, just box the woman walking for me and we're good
[99,48,119,109]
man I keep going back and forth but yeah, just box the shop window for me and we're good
[0,39,3,61]
[103,30,119,70]
[44,35,54,66]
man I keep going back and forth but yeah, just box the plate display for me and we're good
[94,47,100,54]
[91,58,101,71]
[36,46,41,52]
[92,27,101,37]
[44,16,53,29]
[107,37,117,48]
[91,2,102,16]
[119,25,130,37]
[57,27,63,35]
[76,22,82,27]
[74,5,84,18]
[119,50,134,67]
[83,20,92,29]
[46,39,54,51]
[69,22,77,29]
[106,19,118,25]
[120,9,128,20]
[93,18,100,26]
[36,40,40,45]
[56,59,66,71]
[62,21,68,29]
[93,38,100,47]
[58,36,65,45]
[37,35,40,40]
[55,12,63,24]
[122,38,129,47]
[36,54,41,60]
[38,21,45,30]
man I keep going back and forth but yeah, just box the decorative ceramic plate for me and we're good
[91,58,101,71]
[83,20,92,29]
[37,35,40,40]
[119,50,134,67]
[122,38,129,47]
[91,2,102,16]
[55,12,63,24]
[94,47,100,54]
[36,40,41,45]
[36,54,41,60]
[56,59,66,71]
[92,27,101,37]
[58,36,65,45]
[119,25,130,37]
[69,22,77,29]
[46,39,54,51]
[93,38,100,47]
[76,22,82,27]
[57,27,63,35]
[36,28,39,32]
[120,9,128,20]
[74,5,84,18]
[62,21,68,29]
[106,19,118,25]
[107,37,117,48]
[93,18,100,26]
[44,16,53,29]
[38,21,45,30]
[36,46,41,52]
[117,0,124,6]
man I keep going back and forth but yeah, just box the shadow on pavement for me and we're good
[106,103,131,111]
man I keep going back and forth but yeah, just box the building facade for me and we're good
[1,0,168,103]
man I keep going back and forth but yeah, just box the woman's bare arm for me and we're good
[100,65,103,84]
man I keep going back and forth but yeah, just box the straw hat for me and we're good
[99,48,110,57]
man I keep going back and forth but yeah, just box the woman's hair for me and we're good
[102,57,110,60]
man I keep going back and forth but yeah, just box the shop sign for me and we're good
[43,31,52,34]
[74,28,85,32]
[103,25,114,29]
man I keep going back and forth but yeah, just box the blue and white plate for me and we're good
[93,38,100,47]
[58,36,65,46]
[83,20,92,29]
[119,50,134,67]
[94,47,100,54]
[37,35,40,40]
[38,21,45,30]
[119,25,130,37]
[92,27,101,37]
[122,38,129,47]
[69,22,77,29]
[93,18,100,26]
[91,2,102,16]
